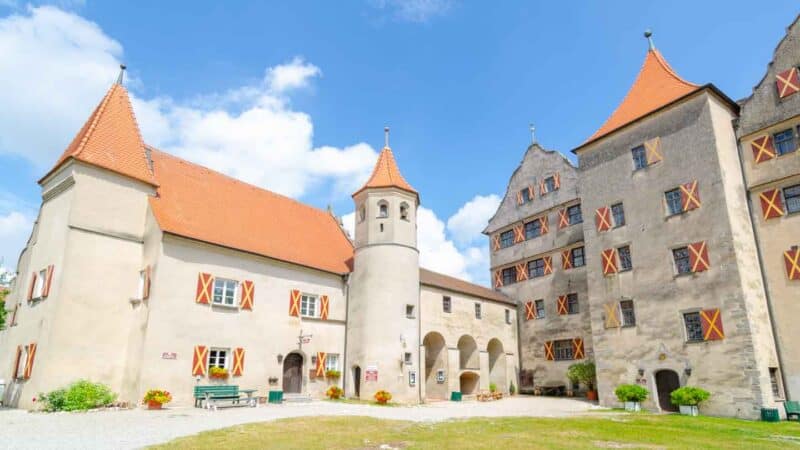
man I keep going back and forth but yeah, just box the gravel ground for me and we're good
[0,396,603,450]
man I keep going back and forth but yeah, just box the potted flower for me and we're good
[374,390,392,405]
[325,369,341,380]
[670,386,710,416]
[326,386,344,400]
[209,366,229,380]
[143,389,172,410]
[567,362,597,400]
[614,384,649,412]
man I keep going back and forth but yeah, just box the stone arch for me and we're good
[423,331,447,400]
[487,338,507,393]
[377,199,389,218]
[400,201,410,221]
[459,371,480,395]
[457,335,479,370]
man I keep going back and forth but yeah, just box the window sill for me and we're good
[673,272,694,279]
[211,302,239,310]
[406,316,416,319]
[685,339,706,345]
[619,268,633,273]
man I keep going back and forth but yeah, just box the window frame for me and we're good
[500,230,514,248]
[405,304,415,319]
[665,188,683,216]
[784,184,800,214]
[404,352,413,365]
[15,345,29,380]
[528,258,545,278]
[300,293,319,318]
[631,145,647,170]
[567,204,583,225]
[566,293,579,315]
[212,278,238,307]
[534,299,545,319]
[505,309,512,324]
[378,201,389,218]
[553,339,574,361]
[683,312,704,343]
[474,302,482,320]
[400,202,410,221]
[571,246,585,268]
[326,353,340,372]
[208,347,229,369]
[620,300,636,327]
[611,203,625,228]
[33,268,47,299]
[502,267,517,285]
[774,128,797,156]
[520,188,533,204]
[442,296,451,313]
[524,219,542,240]
[544,176,556,193]
[673,247,691,275]
[618,245,632,272]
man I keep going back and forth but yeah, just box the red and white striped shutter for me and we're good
[572,338,585,359]
[12,345,22,380]
[561,250,572,270]
[515,263,528,282]
[543,256,553,275]
[556,295,567,315]
[553,172,561,190]
[595,207,611,232]
[688,241,710,272]
[544,341,554,361]
[195,273,213,304]
[315,352,327,377]
[493,270,503,289]
[784,247,800,281]
[776,67,800,98]
[524,301,535,321]
[700,309,724,341]
[232,347,245,376]
[557,209,569,229]
[289,289,301,316]
[751,135,777,164]
[192,345,208,376]
[513,224,525,244]
[539,215,549,235]
[491,234,501,252]
[601,249,618,275]
[23,342,37,379]
[240,280,254,310]
[320,295,330,320]
[759,189,785,220]
[27,272,36,301]
[680,180,701,211]
[42,265,54,298]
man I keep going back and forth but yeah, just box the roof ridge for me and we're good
[118,85,154,179]
[650,49,701,89]
[70,84,117,159]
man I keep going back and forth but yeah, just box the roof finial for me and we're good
[529,123,536,145]
[116,64,127,85]
[384,126,390,148]
[644,29,655,51]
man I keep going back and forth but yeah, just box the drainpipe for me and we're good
[342,273,349,397]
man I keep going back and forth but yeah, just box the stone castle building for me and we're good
[1,16,798,419]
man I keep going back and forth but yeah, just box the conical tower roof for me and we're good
[353,146,417,198]
[40,82,156,186]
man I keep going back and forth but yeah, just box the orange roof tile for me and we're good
[419,268,510,303]
[148,148,354,274]
[353,147,417,197]
[41,83,156,186]
[581,49,701,148]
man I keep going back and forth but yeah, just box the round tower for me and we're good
[346,131,420,403]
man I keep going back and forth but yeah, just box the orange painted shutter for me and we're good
[192,345,208,376]
[9,302,19,327]
[776,67,800,98]
[595,207,612,232]
[556,295,568,315]
[751,135,776,164]
[26,272,36,301]
[231,347,245,376]
[239,280,254,310]
[320,295,329,320]
[784,247,800,281]
[12,345,22,380]
[680,180,701,211]
[195,273,213,304]
[700,309,724,341]
[557,209,569,229]
[543,256,553,275]
[572,338,585,359]
[561,250,573,270]
[315,352,327,377]
[491,234,501,252]
[604,303,620,328]
[538,179,546,195]
[759,189,785,220]
[289,289,301,316]
[516,190,523,205]
[23,343,36,379]
[527,185,536,200]
[688,241,710,272]
[515,263,528,282]
[553,172,561,190]
[544,341,554,361]
[142,266,151,300]
[513,224,525,243]
[601,249,618,275]
[539,216,549,235]
[645,136,662,164]
[493,270,503,288]
[42,265,55,298]
[524,301,535,321]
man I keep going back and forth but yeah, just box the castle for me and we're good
[1,17,798,419]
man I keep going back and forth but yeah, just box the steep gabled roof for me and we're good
[40,83,156,186]
[352,147,417,198]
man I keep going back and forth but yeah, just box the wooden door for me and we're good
[655,370,680,412]
[353,366,361,398]
[282,353,303,393]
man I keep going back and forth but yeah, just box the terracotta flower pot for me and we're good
[586,390,598,401]
[147,400,163,410]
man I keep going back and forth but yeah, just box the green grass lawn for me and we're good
[152,414,800,449]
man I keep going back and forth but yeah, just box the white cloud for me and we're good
[0,210,32,272]
[446,194,500,246]
[266,57,321,93]
[370,0,454,23]
[341,212,355,239]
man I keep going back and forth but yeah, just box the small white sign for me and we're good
[365,365,378,382]
[161,352,177,360]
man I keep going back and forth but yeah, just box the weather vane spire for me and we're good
[529,124,536,145]
[644,29,655,51]
[384,126,390,148]
[116,64,127,85]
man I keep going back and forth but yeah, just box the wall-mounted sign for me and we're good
[409,370,417,387]
[436,369,445,384]
[161,352,177,360]
[365,365,378,382]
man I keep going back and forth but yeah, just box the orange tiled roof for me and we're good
[582,49,701,148]
[148,148,354,274]
[41,83,157,186]
[420,268,510,303]
[353,147,417,197]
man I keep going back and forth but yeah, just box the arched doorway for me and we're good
[353,366,361,398]
[282,353,303,394]
[457,335,479,370]
[487,338,506,393]
[460,371,479,395]
[655,369,680,411]
[423,332,447,399]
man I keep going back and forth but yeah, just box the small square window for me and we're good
[618,246,632,271]
[406,304,415,318]
[34,268,46,298]
[566,293,579,315]
[505,309,512,324]
[611,203,625,228]
[300,294,318,317]
[404,352,413,365]
[632,145,647,170]
[502,267,517,285]
[208,348,229,369]
[665,188,682,216]
[544,176,556,193]
[620,300,636,327]
[378,203,389,218]
[520,188,533,203]
[534,299,545,319]
[524,219,542,239]
[326,354,340,371]
[475,303,482,319]
[500,230,514,248]
[571,246,585,268]
[673,247,691,275]
[774,129,797,156]
[568,204,583,225]
[528,258,545,278]
[553,339,574,360]
[442,296,451,313]
[212,278,238,307]
[15,345,29,379]
[784,184,800,214]
[683,312,704,342]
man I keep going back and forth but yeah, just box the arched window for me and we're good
[400,202,409,221]
[378,201,389,218]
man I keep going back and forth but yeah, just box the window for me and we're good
[528,258,545,278]
[618,246,632,271]
[505,309,511,324]
[300,294,318,317]
[378,202,389,218]
[404,352,413,365]
[774,128,797,156]
[553,339,574,361]
[502,267,516,285]
[567,204,583,225]
[770,367,783,399]
[566,293,579,315]
[474,303,482,319]
[673,247,691,275]
[665,188,682,215]
[611,203,625,227]
[326,354,340,371]
[571,246,585,268]
[520,188,533,204]
[212,278,237,306]
[33,268,46,298]
[544,176,556,193]
[359,205,366,222]
[442,296,451,313]
[524,219,541,239]
[534,299,545,318]
[620,300,636,327]
[400,203,409,220]
[500,230,514,248]
[406,304,415,318]
[632,145,647,170]
[683,312,704,342]
[784,184,800,214]
[15,345,29,379]
[208,348,228,369]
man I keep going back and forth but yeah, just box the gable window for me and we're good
[611,203,625,228]
[500,230,514,248]
[474,303,482,319]
[528,258,545,278]
[406,304,415,319]
[534,299,545,318]
[618,246,632,271]
[568,204,583,224]
[544,176,556,193]
[784,184,800,214]
[571,247,585,268]
[33,268,46,299]
[505,309,511,324]
[520,188,533,204]
[400,203,409,221]
[212,278,237,307]
[326,354,340,371]
[774,128,797,156]
[620,300,636,327]
[208,348,229,369]
[683,312,704,342]
[524,219,542,239]
[673,247,691,275]
[502,267,516,285]
[632,145,647,170]
[442,296,451,313]
[378,202,389,218]
[553,339,574,361]
[300,294,318,318]
[404,352,413,365]
[665,188,682,216]
[566,293,579,315]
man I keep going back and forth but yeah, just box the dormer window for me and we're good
[400,202,409,221]
[378,201,389,218]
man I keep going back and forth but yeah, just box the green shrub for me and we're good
[509,381,516,395]
[670,386,710,406]
[614,384,649,402]
[489,382,497,393]
[38,380,117,411]
[567,362,596,390]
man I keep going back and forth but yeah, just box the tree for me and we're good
[0,288,7,331]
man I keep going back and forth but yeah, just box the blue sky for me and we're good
[0,1,797,284]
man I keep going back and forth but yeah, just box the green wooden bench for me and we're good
[194,385,248,410]
[785,400,800,421]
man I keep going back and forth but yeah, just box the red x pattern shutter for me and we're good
[543,256,553,275]
[561,250,572,270]
[604,303,621,328]
[289,289,301,316]
[751,135,776,164]
[688,241,710,272]
[320,295,330,320]
[491,234,501,252]
[544,341,554,361]
[516,190,524,206]
[558,209,569,229]
[527,185,535,200]
[23,343,37,379]
[315,352,327,377]
[553,173,561,190]
[776,67,800,98]
[515,263,528,282]
[645,137,662,165]
[680,180,701,211]
[142,266,151,300]
[700,309,724,341]
[26,272,36,301]
[539,179,547,196]
[192,345,208,376]
[601,249,618,275]
[556,295,568,315]
[572,338,585,359]
[524,301,535,320]
[595,207,612,232]
[240,280,254,310]
[195,273,213,304]
[759,189,785,220]
[42,265,55,298]
[12,345,22,380]
[494,270,503,288]
[784,248,800,281]
[231,347,245,376]
[513,224,525,244]
[539,216,549,235]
